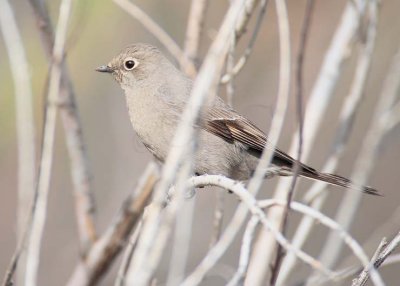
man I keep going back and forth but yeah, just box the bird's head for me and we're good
[96,43,169,90]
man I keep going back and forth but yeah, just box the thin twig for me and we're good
[114,219,143,286]
[353,232,400,286]
[209,191,225,248]
[234,0,259,40]
[221,0,269,84]
[166,195,196,286]
[319,242,400,284]
[277,2,378,284]
[0,0,36,284]
[227,216,259,286]
[226,33,236,106]
[244,0,291,284]
[67,163,159,286]
[112,0,196,77]
[28,0,97,254]
[269,2,314,284]
[352,238,388,286]
[316,1,396,273]
[184,0,209,68]
[247,0,371,284]
[24,0,73,285]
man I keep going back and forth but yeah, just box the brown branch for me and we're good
[67,163,159,286]
[28,0,97,254]
[269,1,315,285]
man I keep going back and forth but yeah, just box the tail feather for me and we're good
[300,171,382,196]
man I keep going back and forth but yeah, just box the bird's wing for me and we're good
[202,103,308,171]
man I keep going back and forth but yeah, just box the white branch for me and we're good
[25,0,73,285]
[182,175,335,286]
[277,0,378,283]
[245,0,291,283]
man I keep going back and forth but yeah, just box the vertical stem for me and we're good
[25,0,73,285]
[0,0,36,284]
[245,0,291,283]
[28,0,97,254]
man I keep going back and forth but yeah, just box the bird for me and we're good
[96,43,379,196]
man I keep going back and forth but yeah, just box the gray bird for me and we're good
[96,43,379,196]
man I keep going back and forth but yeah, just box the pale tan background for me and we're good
[1,0,400,285]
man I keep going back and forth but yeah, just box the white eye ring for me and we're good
[124,57,138,70]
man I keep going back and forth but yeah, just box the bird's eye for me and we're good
[124,59,136,70]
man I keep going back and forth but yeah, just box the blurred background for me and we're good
[1,0,400,285]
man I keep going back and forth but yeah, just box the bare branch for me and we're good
[209,192,225,248]
[184,0,209,66]
[0,0,36,283]
[28,0,97,254]
[182,175,336,286]
[25,0,73,285]
[166,196,196,286]
[270,2,315,283]
[317,1,400,273]
[114,220,143,286]
[227,216,259,286]
[67,163,159,286]
[234,0,259,40]
[277,1,377,284]
[245,0,291,283]
[353,232,400,286]
[221,0,268,84]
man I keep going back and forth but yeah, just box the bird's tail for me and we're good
[300,170,382,196]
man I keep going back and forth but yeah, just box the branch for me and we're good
[221,0,268,84]
[277,0,378,283]
[67,163,159,286]
[353,232,400,286]
[244,0,291,283]
[182,175,335,286]
[184,0,208,66]
[270,1,314,283]
[247,0,375,284]
[25,0,73,285]
[317,1,399,272]
[0,0,36,283]
[227,216,259,286]
[28,0,96,254]
[114,220,143,286]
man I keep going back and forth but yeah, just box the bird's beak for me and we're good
[96,65,113,73]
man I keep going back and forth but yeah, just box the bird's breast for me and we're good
[124,90,178,161]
